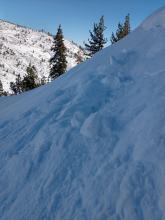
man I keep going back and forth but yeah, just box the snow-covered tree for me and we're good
[49,25,67,80]
[84,16,107,57]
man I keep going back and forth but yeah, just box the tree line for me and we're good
[0,14,131,96]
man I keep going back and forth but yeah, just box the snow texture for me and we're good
[0,20,85,92]
[0,6,165,220]
[141,6,165,30]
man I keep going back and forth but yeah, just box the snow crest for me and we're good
[141,6,165,30]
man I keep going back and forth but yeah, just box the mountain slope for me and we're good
[1,7,165,220]
[0,19,85,92]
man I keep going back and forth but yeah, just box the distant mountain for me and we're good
[0,19,86,92]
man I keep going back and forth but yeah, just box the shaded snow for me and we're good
[1,7,165,220]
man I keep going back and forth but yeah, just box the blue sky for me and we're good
[0,0,164,45]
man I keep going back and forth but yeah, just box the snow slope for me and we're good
[1,6,165,220]
[0,20,85,92]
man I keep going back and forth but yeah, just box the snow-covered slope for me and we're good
[1,7,165,220]
[0,20,85,92]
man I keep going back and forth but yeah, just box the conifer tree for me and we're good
[84,16,107,57]
[22,64,39,91]
[50,25,67,80]
[123,14,131,36]
[10,74,23,95]
[111,23,123,44]
[40,76,47,85]
[75,51,84,64]
[0,80,7,96]
[0,80,4,96]
[111,14,131,44]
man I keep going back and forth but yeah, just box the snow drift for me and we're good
[1,7,165,220]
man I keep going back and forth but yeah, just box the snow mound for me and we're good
[141,6,165,30]
[1,8,165,220]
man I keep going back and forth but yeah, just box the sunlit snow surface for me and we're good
[1,7,165,220]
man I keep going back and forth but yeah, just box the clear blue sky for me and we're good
[0,0,164,45]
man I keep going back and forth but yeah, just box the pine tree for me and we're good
[10,74,23,95]
[0,80,7,96]
[50,25,67,80]
[123,14,131,36]
[40,76,47,85]
[84,16,107,57]
[75,51,84,64]
[22,64,39,91]
[111,23,124,44]
[111,32,118,44]
[111,14,131,44]
[0,80,4,96]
